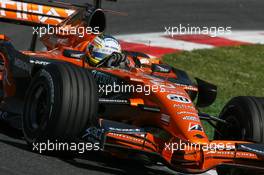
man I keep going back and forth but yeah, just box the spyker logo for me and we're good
[167,94,191,104]
[188,123,203,132]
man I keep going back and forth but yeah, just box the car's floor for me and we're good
[0,122,219,175]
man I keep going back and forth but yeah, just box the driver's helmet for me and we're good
[87,34,122,65]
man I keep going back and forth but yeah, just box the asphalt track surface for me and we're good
[0,0,264,175]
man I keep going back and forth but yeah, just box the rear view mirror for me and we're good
[151,64,172,73]
[63,49,86,59]
[196,78,217,108]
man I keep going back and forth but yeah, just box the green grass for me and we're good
[163,45,264,138]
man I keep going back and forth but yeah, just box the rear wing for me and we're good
[0,0,117,27]
[0,0,116,51]
[0,0,77,26]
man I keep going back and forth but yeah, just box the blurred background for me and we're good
[0,0,264,49]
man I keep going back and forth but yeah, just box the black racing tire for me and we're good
[214,96,264,175]
[22,63,98,144]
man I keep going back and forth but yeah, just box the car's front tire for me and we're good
[22,63,98,144]
[215,96,264,175]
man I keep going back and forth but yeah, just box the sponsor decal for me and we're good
[30,59,50,65]
[167,94,191,103]
[183,116,199,122]
[188,123,203,132]
[82,127,103,144]
[177,111,197,115]
[107,133,145,143]
[206,151,235,156]
[99,99,128,104]
[236,152,256,157]
[173,104,196,110]
[0,1,75,24]
[108,127,141,133]
[174,83,198,91]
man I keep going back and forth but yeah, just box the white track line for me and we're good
[115,31,264,52]
[218,31,264,44]
[115,33,214,51]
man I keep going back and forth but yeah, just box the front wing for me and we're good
[81,119,264,174]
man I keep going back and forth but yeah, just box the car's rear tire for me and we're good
[214,96,264,175]
[23,63,98,144]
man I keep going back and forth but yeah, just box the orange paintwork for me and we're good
[129,98,144,106]
[0,34,9,41]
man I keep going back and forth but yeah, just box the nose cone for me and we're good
[158,91,209,144]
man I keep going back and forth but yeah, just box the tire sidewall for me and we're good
[215,96,264,175]
[23,69,55,144]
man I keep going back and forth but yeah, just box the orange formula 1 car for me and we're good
[0,1,264,175]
